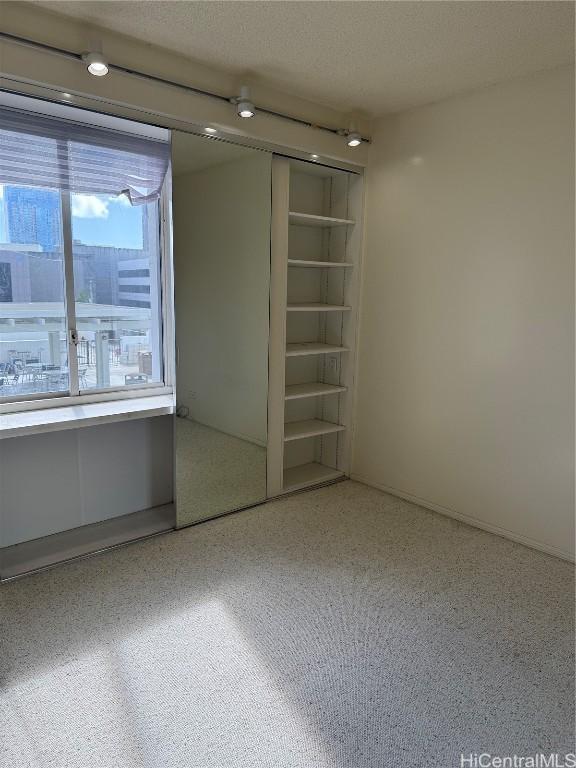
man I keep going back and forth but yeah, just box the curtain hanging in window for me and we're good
[0,106,171,204]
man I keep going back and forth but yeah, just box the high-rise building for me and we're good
[4,186,61,252]
[116,206,155,309]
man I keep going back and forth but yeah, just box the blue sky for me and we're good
[0,186,144,250]
[71,193,144,249]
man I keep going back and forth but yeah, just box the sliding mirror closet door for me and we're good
[171,132,271,526]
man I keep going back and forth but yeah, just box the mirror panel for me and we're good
[172,132,271,526]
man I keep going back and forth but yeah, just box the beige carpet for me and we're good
[0,481,573,767]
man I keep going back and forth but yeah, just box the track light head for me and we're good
[233,85,256,118]
[346,131,362,147]
[83,52,109,77]
[237,102,255,118]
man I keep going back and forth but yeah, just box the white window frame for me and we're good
[0,120,174,418]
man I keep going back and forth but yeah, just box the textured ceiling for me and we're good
[35,1,575,117]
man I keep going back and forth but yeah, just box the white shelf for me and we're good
[286,342,349,357]
[288,259,354,269]
[283,462,344,492]
[284,418,346,442]
[287,303,352,312]
[289,212,355,228]
[285,382,347,400]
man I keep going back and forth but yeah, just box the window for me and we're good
[0,186,70,399]
[0,96,171,407]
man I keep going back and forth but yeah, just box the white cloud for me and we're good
[109,193,131,207]
[0,185,4,200]
[71,194,109,219]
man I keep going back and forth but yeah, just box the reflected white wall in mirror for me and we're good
[171,132,271,526]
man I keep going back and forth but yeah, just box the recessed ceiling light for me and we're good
[311,154,320,160]
[62,93,72,100]
[204,127,217,135]
[83,52,109,77]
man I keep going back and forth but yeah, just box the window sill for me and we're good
[0,395,175,440]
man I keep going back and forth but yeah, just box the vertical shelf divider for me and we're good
[266,157,290,497]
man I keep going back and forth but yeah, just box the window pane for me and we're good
[71,193,163,391]
[0,185,69,399]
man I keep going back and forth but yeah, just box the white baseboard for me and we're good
[350,473,575,563]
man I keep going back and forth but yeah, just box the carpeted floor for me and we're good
[0,481,574,768]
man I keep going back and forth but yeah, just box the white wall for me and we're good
[353,66,575,560]
[173,151,271,446]
[0,416,173,546]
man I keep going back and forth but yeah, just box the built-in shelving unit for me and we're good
[284,418,346,442]
[285,382,347,400]
[288,212,355,228]
[287,303,352,312]
[282,462,344,492]
[288,259,353,269]
[285,342,349,357]
[267,156,363,497]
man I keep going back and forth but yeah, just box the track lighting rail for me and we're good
[0,31,371,145]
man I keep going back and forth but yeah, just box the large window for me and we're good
[0,97,171,406]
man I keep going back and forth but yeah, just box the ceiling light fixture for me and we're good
[346,131,362,148]
[83,52,109,77]
[204,127,218,135]
[311,154,320,160]
[0,29,373,145]
[232,85,255,119]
